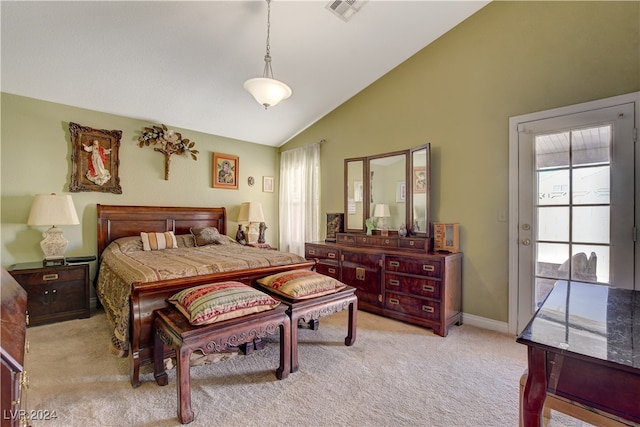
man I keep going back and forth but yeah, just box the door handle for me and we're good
[521,238,531,246]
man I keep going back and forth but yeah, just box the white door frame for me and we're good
[507,92,640,335]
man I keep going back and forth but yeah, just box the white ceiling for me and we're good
[1,1,489,147]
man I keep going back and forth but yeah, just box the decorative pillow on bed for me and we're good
[168,281,280,326]
[256,270,347,300]
[140,231,178,251]
[190,227,224,246]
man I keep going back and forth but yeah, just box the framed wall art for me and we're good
[413,166,427,193]
[212,152,238,189]
[263,176,274,193]
[69,122,122,194]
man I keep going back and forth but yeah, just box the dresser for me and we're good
[306,233,462,337]
[8,263,90,326]
[1,268,29,427]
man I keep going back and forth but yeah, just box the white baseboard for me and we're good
[462,312,510,335]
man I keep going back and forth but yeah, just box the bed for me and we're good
[94,204,316,387]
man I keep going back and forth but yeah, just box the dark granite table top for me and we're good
[517,281,640,369]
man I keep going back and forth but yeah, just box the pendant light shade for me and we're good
[244,77,292,109]
[244,0,292,109]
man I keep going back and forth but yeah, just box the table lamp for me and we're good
[237,202,265,244]
[374,203,391,230]
[27,193,80,266]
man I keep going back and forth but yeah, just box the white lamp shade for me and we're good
[28,194,80,226]
[244,77,292,108]
[374,204,391,218]
[237,202,265,224]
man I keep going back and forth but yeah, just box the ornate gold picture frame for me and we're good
[69,122,122,193]
[212,152,239,189]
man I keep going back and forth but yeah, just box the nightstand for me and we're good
[8,262,90,326]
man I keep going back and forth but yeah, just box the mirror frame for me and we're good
[344,144,431,237]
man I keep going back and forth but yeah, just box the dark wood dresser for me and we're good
[1,268,29,427]
[8,263,90,326]
[306,233,462,337]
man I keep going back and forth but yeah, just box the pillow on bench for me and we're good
[169,281,280,326]
[257,270,346,300]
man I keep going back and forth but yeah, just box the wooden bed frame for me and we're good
[96,204,316,387]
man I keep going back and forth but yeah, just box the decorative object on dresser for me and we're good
[1,268,29,427]
[27,193,80,266]
[325,213,344,242]
[8,262,90,326]
[433,223,460,253]
[212,152,238,189]
[138,124,198,180]
[237,202,265,244]
[69,122,123,193]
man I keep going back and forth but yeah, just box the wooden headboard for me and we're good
[97,204,226,258]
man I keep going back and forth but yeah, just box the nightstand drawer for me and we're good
[11,267,85,286]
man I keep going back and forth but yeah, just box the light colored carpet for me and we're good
[25,309,583,427]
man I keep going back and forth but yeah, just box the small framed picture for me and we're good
[213,153,238,189]
[413,167,427,193]
[263,176,274,192]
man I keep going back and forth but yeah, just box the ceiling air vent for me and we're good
[326,0,366,22]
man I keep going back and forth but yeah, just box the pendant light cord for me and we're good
[263,0,274,79]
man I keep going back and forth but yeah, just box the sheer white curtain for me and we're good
[279,143,320,256]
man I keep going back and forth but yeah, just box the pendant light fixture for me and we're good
[244,0,292,109]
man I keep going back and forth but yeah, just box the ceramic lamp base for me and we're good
[40,225,68,260]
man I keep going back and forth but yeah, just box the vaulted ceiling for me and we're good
[1,1,489,146]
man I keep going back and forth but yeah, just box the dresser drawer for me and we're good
[385,292,440,321]
[399,238,426,250]
[384,273,441,299]
[336,234,356,245]
[385,256,441,278]
[305,245,340,261]
[315,261,341,280]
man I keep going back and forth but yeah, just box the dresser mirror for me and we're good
[344,143,430,236]
[345,157,365,232]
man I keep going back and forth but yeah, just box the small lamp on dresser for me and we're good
[373,203,391,233]
[27,193,80,266]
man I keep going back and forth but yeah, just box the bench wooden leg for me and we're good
[345,297,357,346]
[176,346,194,424]
[276,316,291,380]
[153,318,169,386]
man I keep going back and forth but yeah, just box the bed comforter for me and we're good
[95,234,306,356]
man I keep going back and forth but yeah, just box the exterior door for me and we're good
[511,98,637,334]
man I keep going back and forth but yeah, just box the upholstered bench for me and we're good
[153,282,291,424]
[254,270,358,373]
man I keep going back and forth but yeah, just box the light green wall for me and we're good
[1,94,281,281]
[281,1,640,322]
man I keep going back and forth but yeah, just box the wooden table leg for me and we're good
[176,345,194,424]
[344,296,357,346]
[522,347,546,427]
